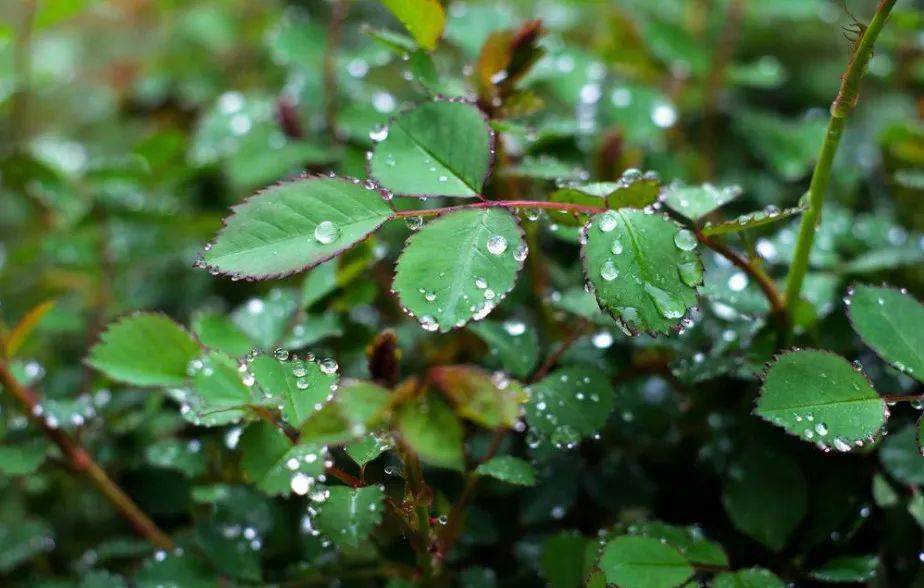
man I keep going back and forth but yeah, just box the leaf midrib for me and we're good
[396,117,479,193]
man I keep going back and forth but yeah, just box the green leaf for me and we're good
[379,0,445,51]
[145,438,207,477]
[185,351,252,425]
[192,311,254,357]
[0,441,46,476]
[137,550,217,588]
[540,531,587,588]
[547,173,660,227]
[301,260,338,309]
[250,355,338,428]
[231,289,299,350]
[345,434,389,467]
[810,555,879,583]
[397,393,464,470]
[87,313,201,386]
[300,380,392,445]
[847,284,924,382]
[582,209,702,335]
[879,425,924,486]
[370,101,493,198]
[626,521,728,567]
[468,319,539,379]
[430,365,527,429]
[525,367,615,447]
[871,474,898,507]
[662,182,741,221]
[475,456,536,486]
[201,176,394,279]
[239,423,327,497]
[196,520,261,582]
[315,485,385,548]
[0,519,54,573]
[701,204,806,236]
[723,448,807,551]
[755,350,886,450]
[712,568,784,588]
[599,535,693,588]
[393,208,525,331]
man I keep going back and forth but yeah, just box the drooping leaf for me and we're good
[582,209,702,334]
[201,176,394,279]
[701,203,806,236]
[0,441,47,476]
[599,535,693,588]
[879,425,924,486]
[626,521,728,567]
[87,313,201,387]
[430,365,527,428]
[315,485,385,548]
[810,555,879,583]
[468,319,539,379]
[846,284,924,382]
[712,568,785,588]
[393,208,525,331]
[524,367,615,447]
[755,350,886,450]
[475,456,536,486]
[4,300,56,357]
[379,0,445,51]
[370,100,493,197]
[239,422,327,497]
[723,448,807,551]
[396,392,464,470]
[662,182,741,221]
[250,354,338,428]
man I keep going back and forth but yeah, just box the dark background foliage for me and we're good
[0,0,923,586]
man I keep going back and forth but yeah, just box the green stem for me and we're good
[783,0,897,317]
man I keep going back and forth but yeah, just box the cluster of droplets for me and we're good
[701,204,790,233]
[30,393,99,431]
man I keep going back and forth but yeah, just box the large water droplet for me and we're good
[420,315,438,331]
[610,239,623,255]
[314,221,340,245]
[598,212,618,232]
[673,229,697,251]
[600,260,619,281]
[487,235,508,255]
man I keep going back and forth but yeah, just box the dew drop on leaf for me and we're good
[314,221,340,245]
[644,283,685,319]
[673,229,697,251]
[600,260,619,281]
[487,234,508,255]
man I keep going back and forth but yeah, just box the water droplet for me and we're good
[487,235,508,255]
[314,221,340,245]
[592,331,613,348]
[420,315,439,331]
[405,216,423,231]
[610,239,623,255]
[598,212,618,232]
[600,260,619,281]
[274,348,289,361]
[513,243,528,262]
[319,358,338,374]
[290,473,311,495]
[503,320,526,336]
[674,229,697,251]
[369,125,389,142]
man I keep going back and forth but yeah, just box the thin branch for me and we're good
[881,394,923,403]
[695,229,786,325]
[0,360,175,550]
[783,0,897,318]
[392,199,608,219]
